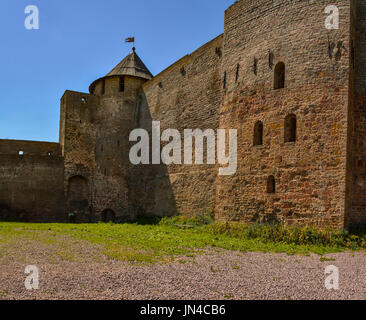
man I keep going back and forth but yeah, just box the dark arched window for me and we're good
[101,80,105,95]
[253,121,263,146]
[274,62,285,89]
[267,176,276,194]
[284,114,297,143]
[119,76,125,92]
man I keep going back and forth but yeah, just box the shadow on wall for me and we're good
[0,142,66,222]
[67,175,92,223]
[0,204,27,222]
[129,91,177,218]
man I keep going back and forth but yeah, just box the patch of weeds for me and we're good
[320,257,336,262]
[210,266,220,273]
[207,221,366,253]
[232,266,240,270]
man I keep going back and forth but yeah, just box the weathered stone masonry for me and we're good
[0,0,364,229]
[216,0,351,229]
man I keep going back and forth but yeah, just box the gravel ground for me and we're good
[1,240,366,300]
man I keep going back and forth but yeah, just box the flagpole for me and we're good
[125,37,135,51]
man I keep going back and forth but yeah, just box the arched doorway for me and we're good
[101,209,116,223]
[67,176,89,222]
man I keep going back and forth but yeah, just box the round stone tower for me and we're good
[89,48,153,222]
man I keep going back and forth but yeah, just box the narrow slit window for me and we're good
[119,77,125,92]
[254,58,258,75]
[284,114,297,143]
[274,62,285,89]
[253,121,263,146]
[101,80,105,95]
[267,176,276,194]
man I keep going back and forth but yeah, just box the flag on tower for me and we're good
[125,37,135,43]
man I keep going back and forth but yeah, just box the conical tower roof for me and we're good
[106,48,153,80]
[89,48,153,93]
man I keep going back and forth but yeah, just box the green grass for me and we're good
[0,215,365,264]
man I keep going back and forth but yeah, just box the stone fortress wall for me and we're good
[216,0,351,228]
[0,140,65,221]
[0,0,364,229]
[132,35,223,218]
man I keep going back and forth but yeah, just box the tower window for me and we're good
[19,150,24,156]
[267,176,276,194]
[119,77,125,92]
[253,121,263,146]
[223,71,227,89]
[101,80,105,95]
[274,62,285,89]
[215,47,222,58]
[284,114,297,143]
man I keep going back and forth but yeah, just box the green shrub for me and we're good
[159,210,215,227]
[206,222,366,249]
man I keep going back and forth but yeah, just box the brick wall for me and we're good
[215,0,351,228]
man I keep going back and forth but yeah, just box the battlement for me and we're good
[225,0,315,19]
[0,139,61,157]
[143,34,223,90]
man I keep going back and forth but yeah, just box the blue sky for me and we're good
[0,0,234,142]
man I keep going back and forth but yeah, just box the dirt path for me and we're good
[1,241,365,300]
